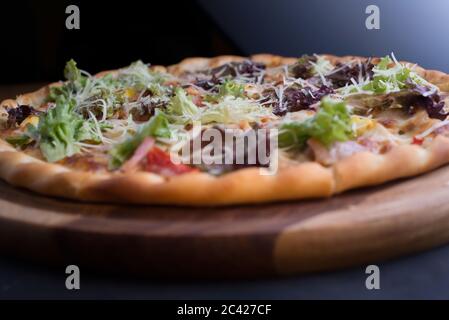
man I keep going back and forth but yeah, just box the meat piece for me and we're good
[377,118,397,129]
[121,137,155,172]
[308,139,367,166]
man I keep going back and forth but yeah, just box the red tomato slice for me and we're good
[146,147,197,176]
[412,136,424,145]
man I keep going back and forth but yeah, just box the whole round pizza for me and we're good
[1,53,449,205]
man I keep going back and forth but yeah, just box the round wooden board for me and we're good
[1,166,449,279]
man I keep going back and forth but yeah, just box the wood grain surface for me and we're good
[1,85,449,279]
[0,164,449,279]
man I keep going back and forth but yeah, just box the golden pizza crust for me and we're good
[1,54,449,206]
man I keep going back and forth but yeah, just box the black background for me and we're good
[3,242,449,299]
[0,0,240,84]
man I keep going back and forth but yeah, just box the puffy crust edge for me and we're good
[0,54,449,206]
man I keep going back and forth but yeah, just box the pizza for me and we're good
[1,53,449,205]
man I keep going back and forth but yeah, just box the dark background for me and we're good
[3,243,449,299]
[1,0,449,84]
[0,0,240,84]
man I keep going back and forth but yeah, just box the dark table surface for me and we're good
[1,84,449,300]
[1,244,449,300]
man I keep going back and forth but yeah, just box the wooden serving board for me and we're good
[1,165,449,279]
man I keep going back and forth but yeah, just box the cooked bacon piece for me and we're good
[357,137,381,152]
[359,137,394,154]
[121,137,155,172]
[146,146,197,176]
[400,110,433,135]
[434,123,449,135]
[308,139,367,166]
[191,95,204,107]
[377,118,397,129]
[307,139,333,165]
[185,86,200,96]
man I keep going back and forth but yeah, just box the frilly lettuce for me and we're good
[207,80,245,101]
[166,87,199,118]
[108,112,171,169]
[278,97,353,149]
[339,55,436,96]
[166,87,273,125]
[36,97,99,162]
[116,60,168,92]
[200,96,273,124]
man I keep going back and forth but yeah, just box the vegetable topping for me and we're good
[2,53,447,175]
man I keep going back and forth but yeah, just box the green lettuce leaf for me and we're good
[361,56,431,94]
[108,112,171,169]
[116,60,168,92]
[47,84,71,103]
[37,97,98,162]
[5,135,32,148]
[48,59,87,102]
[205,80,245,103]
[165,87,200,124]
[218,80,245,98]
[278,97,353,149]
[361,56,408,93]
[64,59,86,87]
